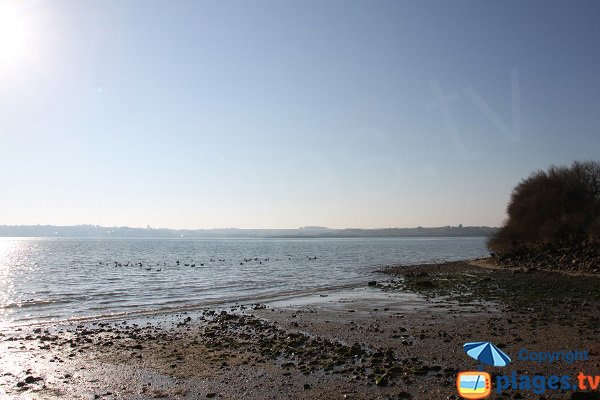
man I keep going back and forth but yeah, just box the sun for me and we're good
[0,1,35,71]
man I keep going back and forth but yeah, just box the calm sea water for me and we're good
[0,237,489,327]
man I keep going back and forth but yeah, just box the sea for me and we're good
[0,237,489,328]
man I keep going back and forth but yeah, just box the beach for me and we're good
[1,259,599,399]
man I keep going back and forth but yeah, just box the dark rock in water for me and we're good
[414,280,436,289]
[206,393,217,398]
[24,376,42,384]
[368,281,377,287]
[303,383,311,390]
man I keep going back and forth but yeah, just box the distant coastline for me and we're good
[0,224,497,238]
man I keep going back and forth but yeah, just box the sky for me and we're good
[0,0,599,229]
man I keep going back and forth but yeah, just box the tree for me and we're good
[488,160,600,255]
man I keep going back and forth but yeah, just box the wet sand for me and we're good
[1,259,599,399]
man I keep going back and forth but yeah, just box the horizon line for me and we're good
[0,223,499,231]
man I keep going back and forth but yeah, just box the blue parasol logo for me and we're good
[463,341,511,367]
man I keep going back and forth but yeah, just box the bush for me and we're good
[488,160,600,256]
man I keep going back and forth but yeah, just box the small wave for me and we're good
[2,281,365,330]
[0,298,70,309]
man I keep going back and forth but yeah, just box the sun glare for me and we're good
[0,2,36,72]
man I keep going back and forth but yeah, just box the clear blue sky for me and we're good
[1,0,598,229]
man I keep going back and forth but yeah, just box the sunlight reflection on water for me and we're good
[0,239,20,329]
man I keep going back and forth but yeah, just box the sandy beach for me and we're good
[1,259,599,399]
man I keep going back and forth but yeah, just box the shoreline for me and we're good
[3,257,492,333]
[1,259,599,399]
[0,281,373,333]
[467,256,600,277]
[3,258,511,333]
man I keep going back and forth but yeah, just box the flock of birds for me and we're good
[99,256,319,272]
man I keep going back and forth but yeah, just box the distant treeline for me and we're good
[0,225,497,238]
